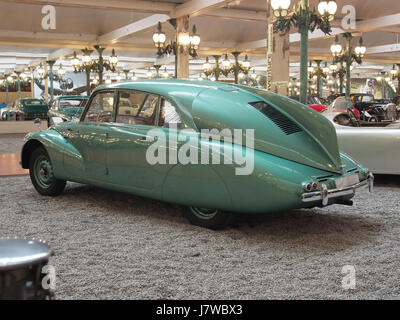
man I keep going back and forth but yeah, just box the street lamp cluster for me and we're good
[203,52,251,83]
[271,0,337,104]
[330,33,366,97]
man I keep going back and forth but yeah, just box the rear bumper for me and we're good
[301,173,374,206]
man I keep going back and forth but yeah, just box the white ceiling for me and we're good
[0,0,399,80]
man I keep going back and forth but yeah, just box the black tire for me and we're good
[368,116,379,122]
[1,113,6,121]
[184,207,232,230]
[29,147,66,196]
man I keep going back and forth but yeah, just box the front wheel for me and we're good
[29,147,66,196]
[184,207,232,230]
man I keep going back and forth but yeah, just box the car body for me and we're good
[7,98,49,120]
[323,96,400,175]
[21,80,373,229]
[48,96,89,124]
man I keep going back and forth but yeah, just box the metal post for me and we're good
[232,51,241,84]
[16,72,21,99]
[154,65,161,79]
[344,33,352,97]
[397,64,400,95]
[85,68,91,96]
[382,79,385,99]
[6,81,8,105]
[94,46,105,84]
[213,55,221,81]
[47,61,55,103]
[316,60,321,98]
[299,0,309,105]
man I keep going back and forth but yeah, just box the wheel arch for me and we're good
[21,139,45,169]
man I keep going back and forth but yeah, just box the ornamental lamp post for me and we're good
[331,34,366,97]
[71,46,118,95]
[153,21,200,78]
[308,60,329,98]
[203,52,251,83]
[271,0,337,104]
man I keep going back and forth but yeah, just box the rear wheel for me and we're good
[184,207,232,230]
[29,147,66,196]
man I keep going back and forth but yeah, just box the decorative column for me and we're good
[266,7,290,96]
[176,16,190,79]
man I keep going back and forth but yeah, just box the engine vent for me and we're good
[250,101,303,135]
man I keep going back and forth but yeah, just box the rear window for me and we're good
[59,99,87,109]
[24,100,43,106]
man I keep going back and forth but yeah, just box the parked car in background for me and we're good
[47,95,89,126]
[322,96,400,175]
[0,103,8,120]
[289,95,327,112]
[21,80,373,229]
[7,98,49,121]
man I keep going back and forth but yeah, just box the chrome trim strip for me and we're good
[301,175,373,205]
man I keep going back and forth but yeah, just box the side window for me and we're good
[83,91,114,123]
[158,99,182,129]
[115,90,158,126]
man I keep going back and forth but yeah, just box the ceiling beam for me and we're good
[354,14,400,32]
[169,0,231,18]
[366,43,400,55]
[0,0,175,13]
[97,14,169,44]
[206,7,266,21]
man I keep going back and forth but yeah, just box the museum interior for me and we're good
[0,0,399,301]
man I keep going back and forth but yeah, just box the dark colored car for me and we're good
[7,98,49,121]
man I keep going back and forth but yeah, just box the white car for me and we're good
[323,96,400,175]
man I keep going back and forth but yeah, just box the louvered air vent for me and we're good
[250,102,303,135]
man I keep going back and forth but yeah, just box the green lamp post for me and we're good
[331,33,366,97]
[71,46,119,95]
[308,60,330,97]
[203,52,251,83]
[271,0,337,104]
[153,21,201,78]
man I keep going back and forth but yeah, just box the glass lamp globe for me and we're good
[221,55,232,71]
[242,55,251,71]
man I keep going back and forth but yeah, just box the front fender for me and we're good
[22,129,68,179]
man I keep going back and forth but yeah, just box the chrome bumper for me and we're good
[301,173,374,206]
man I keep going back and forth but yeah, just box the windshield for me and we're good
[24,99,44,106]
[325,96,353,113]
[59,99,87,109]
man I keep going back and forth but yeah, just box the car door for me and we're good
[62,90,116,182]
[105,90,183,193]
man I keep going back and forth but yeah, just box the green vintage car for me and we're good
[21,79,373,229]
[47,95,89,126]
[8,98,49,121]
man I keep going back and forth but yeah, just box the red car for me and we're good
[290,95,360,119]
[289,95,327,112]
